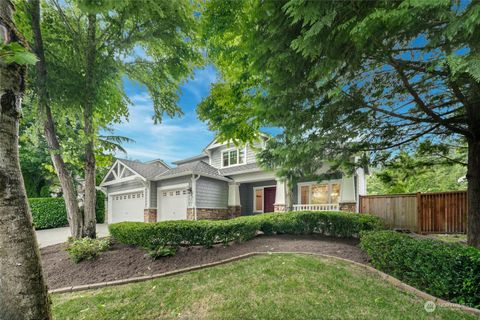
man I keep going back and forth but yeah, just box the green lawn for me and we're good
[52,254,475,320]
[428,234,467,244]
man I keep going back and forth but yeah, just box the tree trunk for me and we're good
[0,1,51,318]
[467,137,480,248]
[82,13,97,238]
[27,0,83,238]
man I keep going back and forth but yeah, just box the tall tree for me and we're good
[0,0,51,318]
[26,0,83,237]
[19,0,200,237]
[199,0,480,246]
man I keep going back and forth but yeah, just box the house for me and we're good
[99,136,366,223]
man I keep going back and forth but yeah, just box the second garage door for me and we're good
[158,188,188,221]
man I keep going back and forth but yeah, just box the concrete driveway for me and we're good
[35,224,109,248]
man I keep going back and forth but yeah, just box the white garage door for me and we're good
[111,191,145,223]
[158,188,188,221]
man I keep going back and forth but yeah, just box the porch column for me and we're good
[339,174,356,213]
[274,178,288,212]
[228,182,241,217]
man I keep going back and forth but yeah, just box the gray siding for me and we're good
[148,181,157,208]
[239,180,276,215]
[107,180,144,194]
[107,179,146,207]
[210,141,263,169]
[196,177,228,208]
[156,176,191,189]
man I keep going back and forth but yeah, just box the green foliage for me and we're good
[0,42,37,65]
[66,237,111,263]
[199,0,480,181]
[109,211,382,254]
[30,198,68,230]
[368,151,467,194]
[148,246,177,259]
[360,231,480,308]
[29,194,105,229]
[95,190,105,224]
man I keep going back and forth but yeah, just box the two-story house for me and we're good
[99,136,366,223]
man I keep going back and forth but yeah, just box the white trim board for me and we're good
[158,183,190,191]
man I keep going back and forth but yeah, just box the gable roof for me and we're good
[171,153,209,166]
[117,158,170,179]
[154,160,231,182]
[203,133,270,151]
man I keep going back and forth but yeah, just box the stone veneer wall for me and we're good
[339,202,356,213]
[187,206,241,220]
[144,208,157,223]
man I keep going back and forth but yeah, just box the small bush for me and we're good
[30,198,68,229]
[109,211,382,256]
[66,237,111,263]
[148,246,177,259]
[360,231,480,308]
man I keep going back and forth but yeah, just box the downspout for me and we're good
[191,174,201,220]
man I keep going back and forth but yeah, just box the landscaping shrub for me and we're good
[30,193,105,230]
[30,197,68,229]
[109,211,382,253]
[66,237,111,263]
[95,190,106,224]
[360,230,480,308]
[148,246,177,259]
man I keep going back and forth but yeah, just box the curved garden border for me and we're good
[49,251,480,317]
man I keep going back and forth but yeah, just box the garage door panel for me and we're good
[158,188,188,221]
[111,191,144,223]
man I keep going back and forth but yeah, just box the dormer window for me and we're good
[222,148,246,167]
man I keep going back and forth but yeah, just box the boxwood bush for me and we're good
[109,211,382,251]
[30,197,68,230]
[360,231,480,308]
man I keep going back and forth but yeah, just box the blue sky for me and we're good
[109,65,218,165]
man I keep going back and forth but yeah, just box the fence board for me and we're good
[359,191,467,233]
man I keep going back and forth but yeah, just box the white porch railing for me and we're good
[292,204,339,211]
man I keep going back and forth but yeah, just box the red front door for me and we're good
[263,187,276,213]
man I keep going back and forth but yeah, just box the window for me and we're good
[330,183,341,204]
[311,184,329,204]
[254,188,263,212]
[175,190,180,195]
[300,186,309,204]
[299,182,342,204]
[222,148,246,167]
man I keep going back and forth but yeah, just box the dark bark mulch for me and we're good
[40,234,368,290]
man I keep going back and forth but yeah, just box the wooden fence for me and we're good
[359,191,467,233]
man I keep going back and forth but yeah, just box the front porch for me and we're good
[229,175,358,215]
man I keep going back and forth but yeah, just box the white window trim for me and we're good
[221,146,247,168]
[297,180,342,205]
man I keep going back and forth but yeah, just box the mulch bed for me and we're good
[40,234,368,290]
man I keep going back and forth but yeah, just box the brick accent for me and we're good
[187,207,240,220]
[274,204,287,212]
[339,202,356,213]
[144,208,157,223]
[228,205,241,218]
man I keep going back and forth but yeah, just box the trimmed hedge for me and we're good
[360,231,480,308]
[30,191,106,230]
[109,211,382,250]
[30,197,68,230]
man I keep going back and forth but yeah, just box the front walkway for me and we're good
[35,224,109,248]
